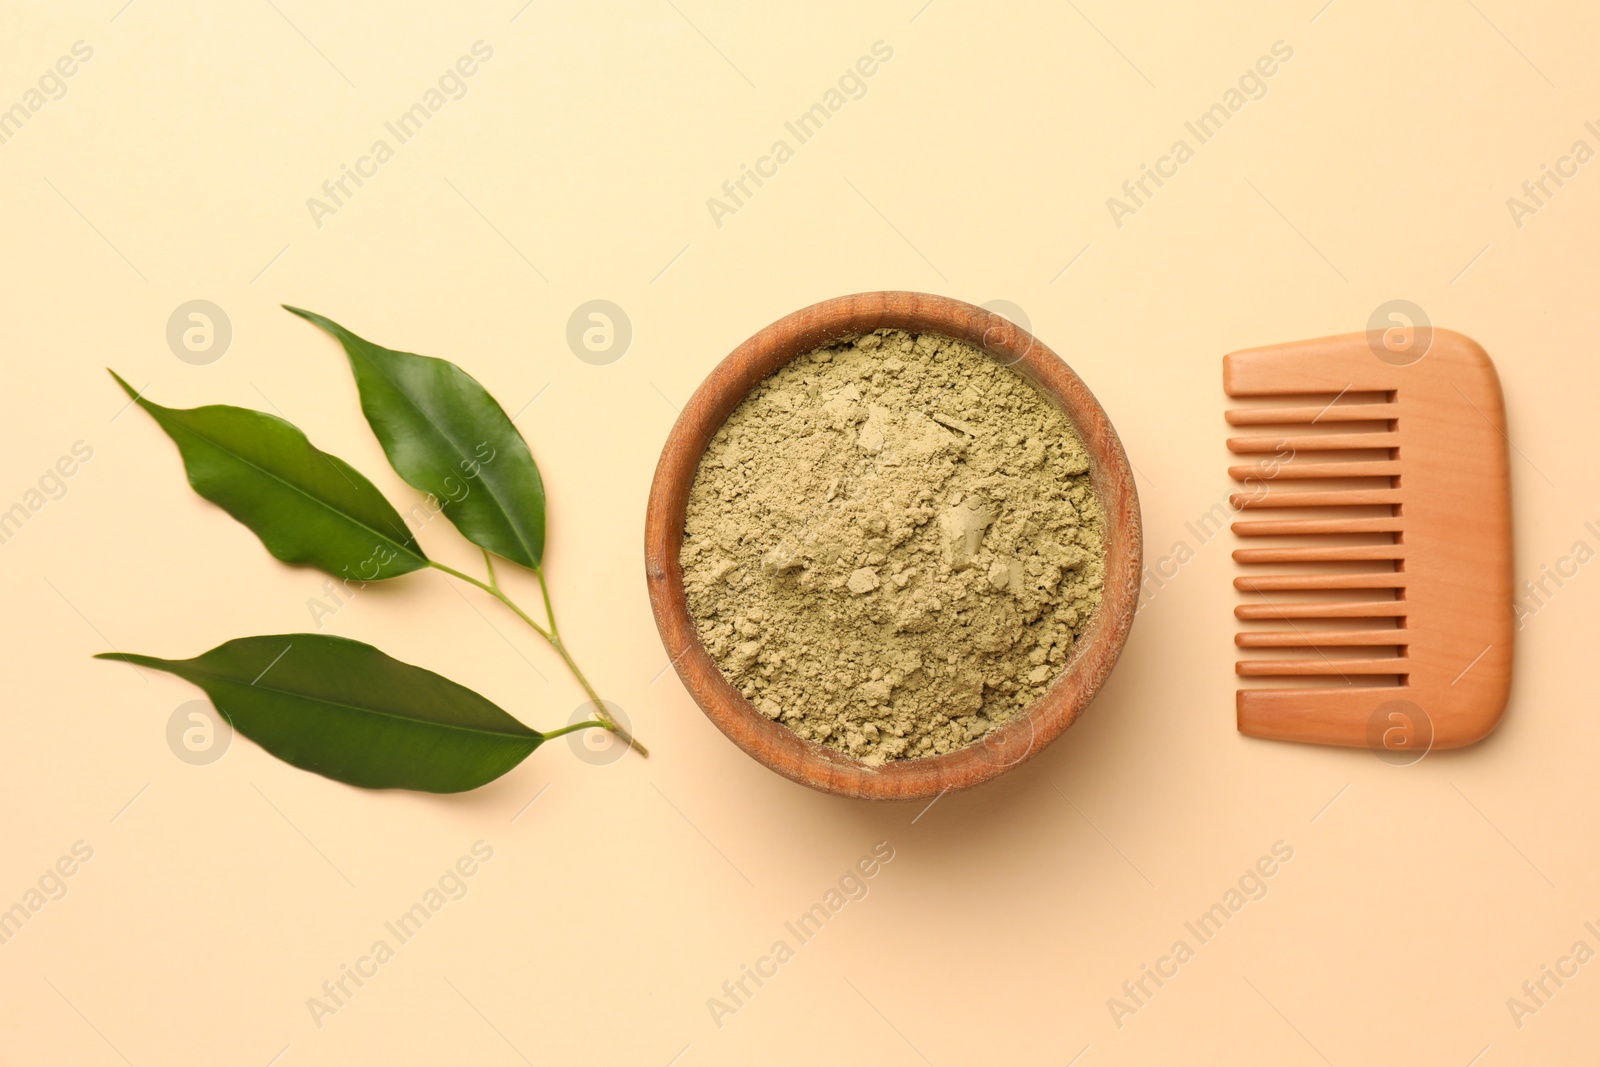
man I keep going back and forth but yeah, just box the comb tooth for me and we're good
[1236,658,1407,676]
[1225,403,1398,425]
[1227,432,1401,453]
[1235,629,1410,647]
[1229,459,1402,480]
[1235,573,1407,592]
[1234,544,1406,563]
[1233,516,1404,537]
[1236,688,1407,748]
[1231,488,1403,509]
[1235,601,1406,620]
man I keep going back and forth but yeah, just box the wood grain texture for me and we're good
[644,292,1142,800]
[1225,329,1514,750]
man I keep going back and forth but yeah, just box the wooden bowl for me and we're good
[644,292,1141,799]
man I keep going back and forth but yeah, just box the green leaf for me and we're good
[98,634,545,792]
[284,307,547,569]
[112,371,427,581]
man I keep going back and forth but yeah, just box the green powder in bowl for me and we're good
[680,328,1107,767]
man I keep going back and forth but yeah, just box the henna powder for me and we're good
[681,328,1106,765]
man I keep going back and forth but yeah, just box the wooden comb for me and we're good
[1224,328,1513,750]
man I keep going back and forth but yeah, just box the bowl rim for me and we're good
[644,291,1142,799]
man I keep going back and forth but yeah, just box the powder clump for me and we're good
[681,329,1105,766]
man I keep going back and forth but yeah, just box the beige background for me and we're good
[3,1,1598,1063]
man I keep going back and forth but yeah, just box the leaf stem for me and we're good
[540,719,605,741]
[530,568,648,757]
[429,560,550,639]
[535,567,560,638]
[427,559,649,758]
